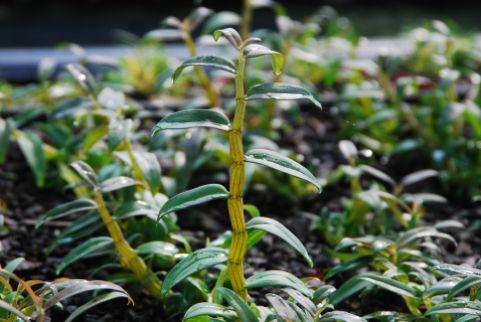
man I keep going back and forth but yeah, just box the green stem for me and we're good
[183,26,219,107]
[94,188,162,299]
[241,0,252,40]
[226,54,248,300]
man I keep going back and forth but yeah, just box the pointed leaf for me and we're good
[359,165,395,186]
[203,11,241,34]
[448,276,481,299]
[183,302,237,321]
[108,119,132,151]
[246,270,313,297]
[152,109,231,135]
[216,287,259,322]
[173,56,236,81]
[161,248,228,297]
[245,149,320,191]
[17,131,46,187]
[243,44,284,75]
[66,63,96,94]
[319,311,367,322]
[213,28,242,48]
[36,199,97,228]
[71,160,98,185]
[158,184,229,219]
[247,217,312,267]
[56,236,113,274]
[65,291,131,322]
[99,176,141,193]
[400,169,438,187]
[246,83,322,109]
[187,7,213,31]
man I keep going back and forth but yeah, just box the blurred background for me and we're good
[1,0,481,47]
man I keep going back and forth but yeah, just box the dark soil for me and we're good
[1,104,479,321]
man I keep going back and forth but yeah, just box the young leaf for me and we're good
[152,109,231,135]
[213,28,242,48]
[99,176,141,193]
[216,287,259,322]
[246,83,322,109]
[173,56,236,81]
[400,169,438,187]
[56,236,113,274]
[71,160,98,185]
[17,131,46,187]
[36,199,97,228]
[183,302,237,321]
[161,248,228,297]
[158,184,229,220]
[66,63,96,94]
[246,217,313,267]
[246,270,313,297]
[245,149,321,191]
[243,44,284,75]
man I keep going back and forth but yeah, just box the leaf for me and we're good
[360,273,417,298]
[0,118,12,164]
[246,83,322,109]
[319,311,367,322]
[144,29,185,41]
[44,279,127,309]
[246,217,312,267]
[56,236,113,274]
[186,7,213,31]
[266,293,300,322]
[202,11,241,34]
[448,276,481,299]
[136,241,178,264]
[17,131,46,187]
[173,56,236,81]
[0,299,30,322]
[66,63,96,94]
[400,169,438,187]
[397,227,457,248]
[245,149,320,191]
[183,302,237,321]
[328,275,370,306]
[36,199,97,228]
[99,176,141,193]
[246,270,313,297]
[152,109,231,135]
[216,287,259,322]
[65,291,131,322]
[161,247,227,297]
[359,165,395,186]
[108,119,132,151]
[132,152,162,194]
[82,126,108,152]
[243,44,284,75]
[158,184,229,220]
[213,28,242,48]
[71,160,98,185]
[283,288,317,316]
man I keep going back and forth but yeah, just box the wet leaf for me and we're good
[243,44,284,75]
[65,291,131,322]
[152,109,231,135]
[173,56,236,81]
[183,302,237,321]
[99,176,141,193]
[66,64,96,94]
[246,83,322,109]
[70,160,98,185]
[216,287,259,322]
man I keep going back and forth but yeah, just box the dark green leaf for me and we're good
[65,291,131,322]
[245,149,320,191]
[0,118,12,164]
[246,270,313,297]
[17,131,46,187]
[183,302,236,321]
[243,44,283,75]
[213,28,242,48]
[66,63,96,94]
[99,176,141,193]
[71,160,98,185]
[216,287,259,322]
[36,199,97,228]
[108,119,132,151]
[173,56,236,81]
[246,83,322,109]
[158,184,229,220]
[152,109,231,135]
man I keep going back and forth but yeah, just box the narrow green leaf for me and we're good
[448,276,481,299]
[245,149,320,191]
[70,160,98,185]
[152,109,231,135]
[400,169,438,187]
[36,199,97,228]
[243,44,284,75]
[213,28,242,48]
[161,248,228,297]
[329,275,370,306]
[266,293,300,322]
[246,83,322,109]
[56,236,113,274]
[99,176,141,193]
[319,311,367,322]
[65,291,131,322]
[82,126,108,152]
[0,118,12,164]
[247,217,313,267]
[246,270,313,297]
[136,241,178,261]
[173,56,236,81]
[66,63,96,94]
[360,273,417,298]
[158,184,229,220]
[183,302,237,321]
[216,287,259,322]
[108,119,132,151]
[17,131,46,187]
[359,165,395,186]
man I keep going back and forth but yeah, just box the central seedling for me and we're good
[153,28,321,301]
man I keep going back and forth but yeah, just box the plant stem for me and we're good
[183,27,219,107]
[226,55,248,300]
[94,188,162,299]
[241,0,252,40]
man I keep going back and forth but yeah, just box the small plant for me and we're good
[0,257,130,321]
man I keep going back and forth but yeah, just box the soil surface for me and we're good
[1,104,478,321]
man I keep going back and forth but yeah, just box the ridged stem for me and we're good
[94,188,162,299]
[183,26,219,107]
[226,55,248,300]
